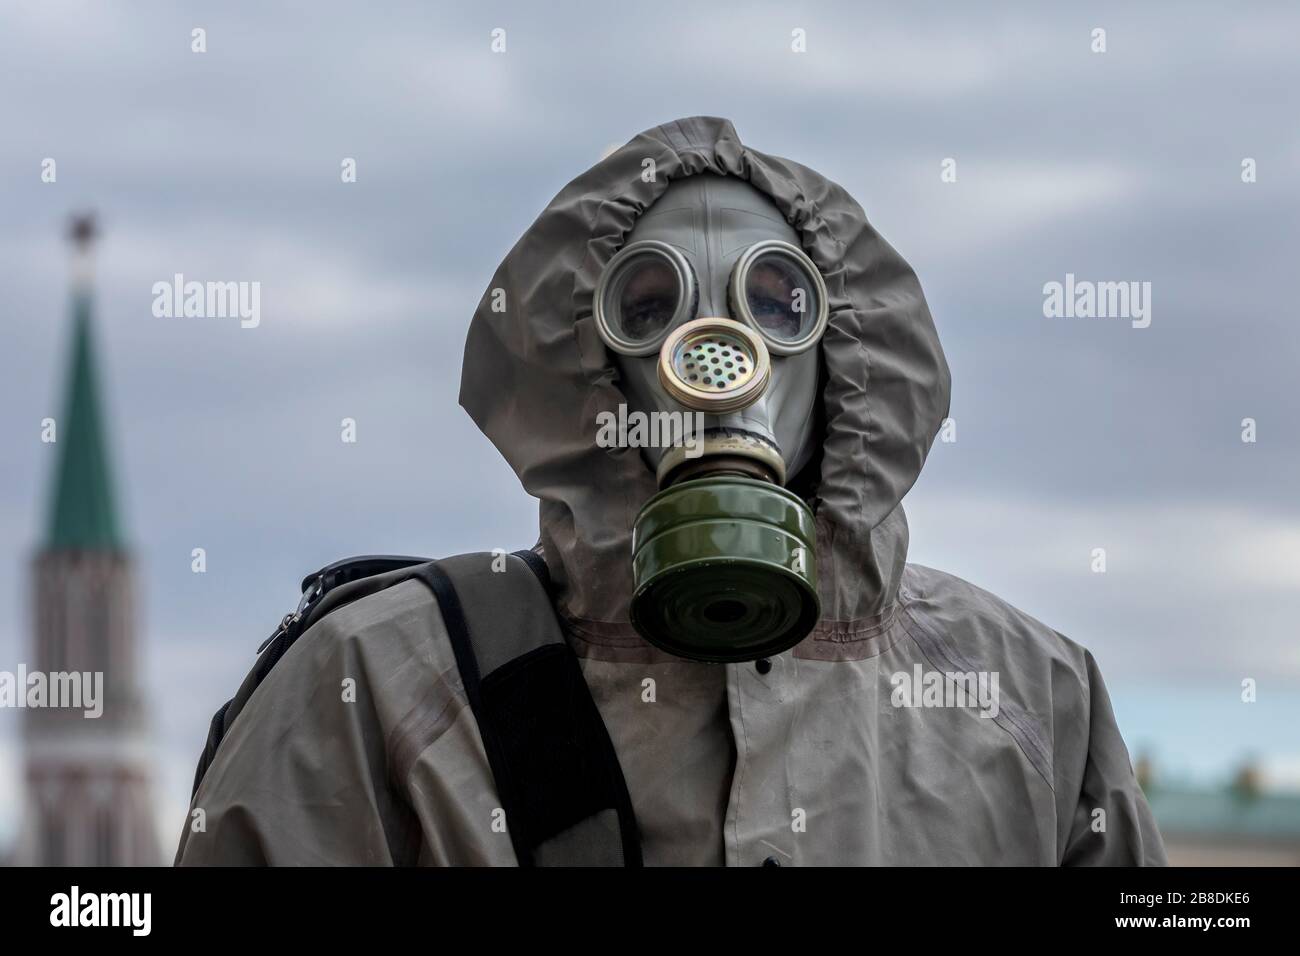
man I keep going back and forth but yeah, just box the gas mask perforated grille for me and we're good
[674,330,755,390]
[657,318,771,413]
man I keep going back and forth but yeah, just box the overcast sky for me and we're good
[1,1,1298,850]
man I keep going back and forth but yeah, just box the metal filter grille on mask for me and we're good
[676,330,754,390]
[658,319,771,413]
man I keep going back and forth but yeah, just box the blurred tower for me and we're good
[16,215,160,866]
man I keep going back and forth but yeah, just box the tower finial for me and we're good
[68,212,98,250]
[67,212,98,289]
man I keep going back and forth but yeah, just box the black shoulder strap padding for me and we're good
[410,552,642,867]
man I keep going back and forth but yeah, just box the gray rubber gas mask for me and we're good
[595,175,826,661]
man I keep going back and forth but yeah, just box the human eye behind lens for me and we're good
[625,294,676,337]
[751,300,800,339]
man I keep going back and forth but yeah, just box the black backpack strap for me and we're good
[410,551,642,867]
[510,546,551,588]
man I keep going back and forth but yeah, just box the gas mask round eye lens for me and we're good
[594,240,697,355]
[730,240,829,355]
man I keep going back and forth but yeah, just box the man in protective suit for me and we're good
[177,117,1165,866]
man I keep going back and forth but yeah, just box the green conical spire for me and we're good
[45,288,125,552]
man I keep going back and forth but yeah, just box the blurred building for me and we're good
[12,216,160,866]
[1143,760,1300,866]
